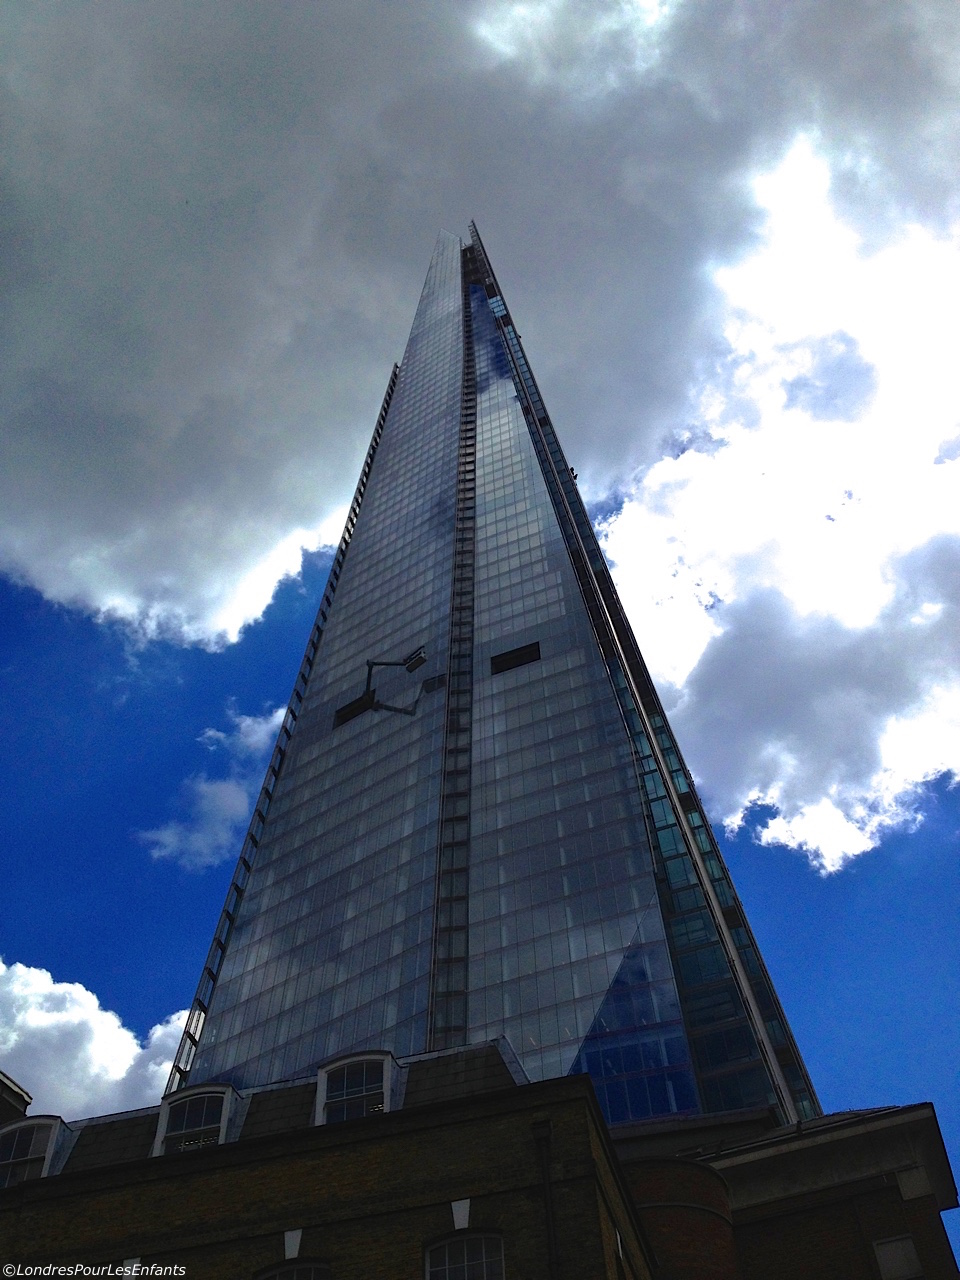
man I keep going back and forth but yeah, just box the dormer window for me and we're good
[152,1086,233,1156]
[164,1094,223,1153]
[316,1053,395,1125]
[325,1060,383,1122]
[0,1119,57,1188]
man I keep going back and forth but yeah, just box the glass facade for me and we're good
[463,278,698,1119]
[189,231,463,1086]
[180,226,819,1127]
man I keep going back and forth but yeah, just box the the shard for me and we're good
[171,226,819,1127]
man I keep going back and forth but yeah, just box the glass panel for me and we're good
[0,1124,51,1188]
[166,1094,223,1134]
[163,1093,224,1153]
[326,1060,383,1100]
[467,286,695,1123]
[427,1236,504,1280]
[191,233,465,1086]
[324,1059,385,1123]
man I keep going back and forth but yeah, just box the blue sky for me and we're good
[0,549,328,1018]
[1,0,958,1254]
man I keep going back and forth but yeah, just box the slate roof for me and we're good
[11,1043,524,1181]
[402,1044,518,1110]
[238,1083,316,1141]
[63,1112,158,1173]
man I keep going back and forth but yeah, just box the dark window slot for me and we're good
[490,641,541,675]
[333,689,377,728]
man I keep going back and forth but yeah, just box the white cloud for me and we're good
[601,138,960,870]
[666,575,960,873]
[138,775,254,871]
[473,0,671,87]
[189,512,349,649]
[199,703,288,758]
[0,960,184,1119]
[139,704,284,870]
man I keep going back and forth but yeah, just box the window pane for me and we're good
[874,1236,923,1280]
[0,1124,51,1187]
[428,1237,504,1280]
[167,1094,222,1134]
[324,1059,386,1123]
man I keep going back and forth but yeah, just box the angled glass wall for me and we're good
[180,227,819,1127]
[465,282,698,1120]
[189,232,463,1087]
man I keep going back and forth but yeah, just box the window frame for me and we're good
[315,1052,397,1127]
[424,1234,505,1280]
[0,1116,62,1189]
[151,1085,236,1157]
[490,641,541,675]
[873,1235,924,1280]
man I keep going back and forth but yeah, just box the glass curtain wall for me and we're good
[190,233,463,1086]
[182,227,817,1126]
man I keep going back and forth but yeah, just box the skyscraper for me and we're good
[3,229,957,1280]
[170,225,818,1128]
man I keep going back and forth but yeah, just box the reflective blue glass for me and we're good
[464,285,697,1119]
[181,227,816,1128]
[191,232,464,1086]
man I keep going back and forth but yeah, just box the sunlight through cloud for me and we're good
[601,136,960,868]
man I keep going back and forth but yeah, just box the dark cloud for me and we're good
[782,332,877,420]
[1,0,958,638]
[670,535,960,849]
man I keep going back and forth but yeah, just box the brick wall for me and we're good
[0,1080,653,1280]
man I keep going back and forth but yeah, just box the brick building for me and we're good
[0,1043,955,1277]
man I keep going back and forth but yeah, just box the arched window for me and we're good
[324,1060,383,1123]
[164,1093,223,1153]
[0,1120,56,1188]
[426,1236,504,1280]
[316,1053,395,1125]
[152,1087,233,1156]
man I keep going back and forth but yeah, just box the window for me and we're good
[164,1094,223,1153]
[693,1025,758,1069]
[490,642,540,674]
[685,984,743,1028]
[333,688,376,728]
[316,1054,395,1125]
[874,1236,923,1280]
[0,1120,56,1188]
[152,1087,233,1156]
[427,1236,504,1280]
